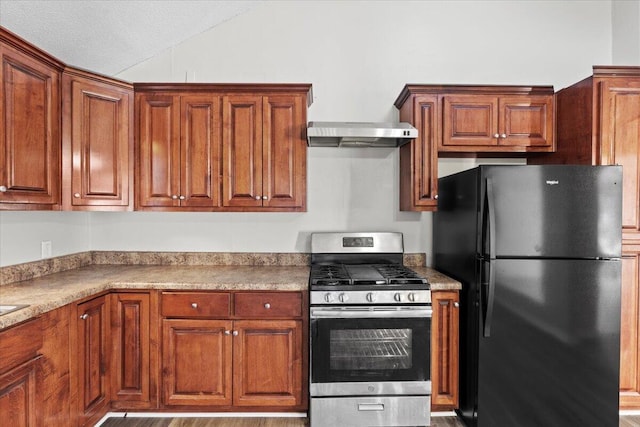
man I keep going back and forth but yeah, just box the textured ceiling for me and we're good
[0,0,260,75]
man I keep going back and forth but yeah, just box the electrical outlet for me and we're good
[41,241,52,259]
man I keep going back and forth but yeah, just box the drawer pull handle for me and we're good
[191,303,198,309]
[358,403,384,411]
[264,303,271,309]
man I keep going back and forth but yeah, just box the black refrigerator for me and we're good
[434,165,622,427]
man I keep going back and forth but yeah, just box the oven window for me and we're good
[311,316,430,383]
[330,328,413,371]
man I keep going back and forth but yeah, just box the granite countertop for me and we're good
[0,264,460,330]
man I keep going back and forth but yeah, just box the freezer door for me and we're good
[477,259,620,427]
[479,165,622,259]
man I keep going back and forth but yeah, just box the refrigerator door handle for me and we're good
[483,259,496,338]
[485,178,496,260]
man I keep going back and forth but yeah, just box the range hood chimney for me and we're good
[306,121,418,147]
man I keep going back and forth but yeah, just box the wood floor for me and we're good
[100,414,640,427]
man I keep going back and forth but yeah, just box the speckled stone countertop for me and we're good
[0,262,460,330]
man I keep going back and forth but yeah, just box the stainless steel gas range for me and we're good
[308,232,432,427]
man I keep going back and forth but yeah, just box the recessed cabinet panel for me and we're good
[263,96,305,209]
[162,319,233,406]
[443,96,498,146]
[137,95,180,207]
[180,95,221,207]
[0,43,59,207]
[500,96,553,147]
[222,96,263,207]
[600,81,640,236]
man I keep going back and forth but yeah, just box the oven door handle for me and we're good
[310,307,432,318]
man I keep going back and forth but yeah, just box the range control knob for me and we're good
[394,293,403,302]
[324,293,335,303]
[366,292,377,303]
[408,293,416,302]
[338,293,349,303]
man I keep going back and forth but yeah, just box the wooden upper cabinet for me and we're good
[395,85,554,211]
[136,94,181,208]
[135,83,311,212]
[62,68,133,210]
[398,95,438,211]
[222,95,263,208]
[180,95,222,208]
[0,29,62,209]
[222,94,307,210]
[599,77,640,239]
[441,93,554,152]
[263,95,306,209]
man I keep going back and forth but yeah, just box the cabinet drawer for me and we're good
[234,292,302,318]
[0,318,42,374]
[162,292,231,318]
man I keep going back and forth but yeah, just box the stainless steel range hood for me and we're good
[307,121,418,147]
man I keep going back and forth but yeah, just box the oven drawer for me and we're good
[161,292,231,317]
[310,396,430,427]
[234,292,302,318]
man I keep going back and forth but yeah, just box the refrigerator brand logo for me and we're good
[546,180,560,185]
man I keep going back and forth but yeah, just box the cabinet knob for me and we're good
[0,185,7,192]
[191,303,198,309]
[74,193,81,198]
[171,195,178,200]
[500,133,507,139]
[179,195,186,200]
[454,302,460,308]
[255,196,261,200]
[80,314,88,320]
[225,330,231,335]
[434,194,438,200]
[493,133,500,138]
[262,196,268,200]
[232,330,239,336]
[264,303,271,309]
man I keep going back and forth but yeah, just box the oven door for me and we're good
[310,305,432,396]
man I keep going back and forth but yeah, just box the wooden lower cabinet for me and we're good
[110,292,157,409]
[233,320,302,407]
[73,295,110,427]
[621,246,640,409]
[162,319,233,406]
[161,291,306,410]
[0,318,44,427]
[431,290,459,411]
[0,356,42,427]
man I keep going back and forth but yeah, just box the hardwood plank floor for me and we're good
[99,415,640,427]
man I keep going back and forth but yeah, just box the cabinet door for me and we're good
[499,95,553,148]
[180,95,221,208]
[162,319,233,406]
[64,73,132,209]
[399,95,438,211]
[262,95,306,209]
[620,247,640,409]
[599,78,640,240]
[233,320,302,407]
[76,296,109,426]
[110,293,152,409]
[431,290,459,411]
[442,95,498,148]
[0,43,59,207]
[0,357,42,427]
[137,94,181,207]
[222,95,263,207]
